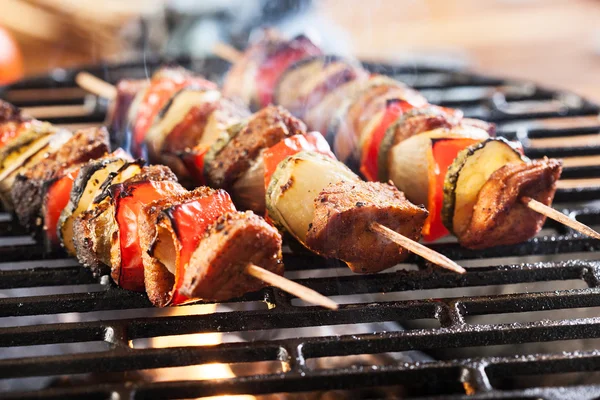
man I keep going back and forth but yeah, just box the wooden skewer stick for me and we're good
[76,72,117,101]
[370,223,466,274]
[213,42,244,64]
[521,196,600,240]
[246,264,338,310]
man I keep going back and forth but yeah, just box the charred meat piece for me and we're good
[457,158,562,249]
[139,187,235,307]
[306,180,428,273]
[11,127,110,230]
[205,105,306,189]
[181,211,283,301]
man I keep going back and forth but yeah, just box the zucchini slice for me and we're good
[59,155,134,255]
[442,137,527,236]
[266,151,359,244]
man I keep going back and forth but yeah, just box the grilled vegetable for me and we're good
[329,76,426,165]
[139,188,236,306]
[442,138,526,237]
[43,167,80,249]
[233,131,334,213]
[0,123,71,210]
[111,179,185,292]
[128,67,216,156]
[11,126,110,232]
[145,88,222,163]
[255,35,322,108]
[266,151,359,245]
[359,99,414,181]
[377,106,463,182]
[59,151,133,255]
[424,137,482,242]
[387,126,490,207]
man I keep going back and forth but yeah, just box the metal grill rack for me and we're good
[1,57,600,399]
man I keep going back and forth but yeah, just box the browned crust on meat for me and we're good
[206,105,306,189]
[457,158,562,249]
[12,127,110,231]
[139,187,216,307]
[124,164,178,184]
[181,211,283,301]
[73,199,114,276]
[306,181,428,273]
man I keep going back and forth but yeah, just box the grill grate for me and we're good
[1,57,600,399]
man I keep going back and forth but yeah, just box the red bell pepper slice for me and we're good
[115,180,183,292]
[263,131,334,190]
[256,39,322,107]
[359,100,414,181]
[181,144,210,186]
[423,138,480,242]
[43,168,79,247]
[131,77,216,156]
[169,190,236,305]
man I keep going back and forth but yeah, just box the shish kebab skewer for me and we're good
[76,71,465,274]
[213,39,600,245]
[0,103,337,309]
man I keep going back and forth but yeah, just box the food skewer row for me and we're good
[77,65,598,258]
[79,69,465,274]
[0,101,337,309]
[213,34,600,247]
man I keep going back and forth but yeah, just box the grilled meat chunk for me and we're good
[181,211,283,301]
[206,105,306,189]
[12,127,110,230]
[73,198,115,276]
[306,180,428,273]
[124,164,178,185]
[456,158,562,249]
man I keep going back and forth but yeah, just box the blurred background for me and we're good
[0,0,599,100]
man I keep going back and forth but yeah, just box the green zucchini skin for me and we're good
[441,137,527,234]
